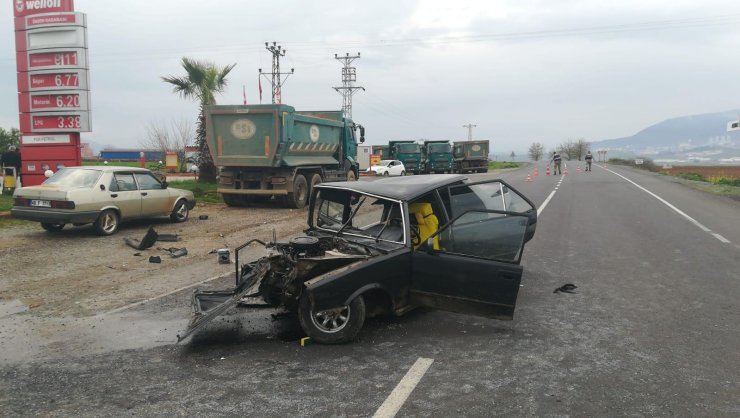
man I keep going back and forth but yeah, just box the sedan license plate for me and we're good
[30,199,51,208]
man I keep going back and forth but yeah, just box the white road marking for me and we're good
[602,166,731,244]
[713,233,731,243]
[538,190,557,216]
[373,357,434,418]
[100,272,231,316]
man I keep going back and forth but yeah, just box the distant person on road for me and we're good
[1,145,21,176]
[550,151,562,175]
[584,150,593,172]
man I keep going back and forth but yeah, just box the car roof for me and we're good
[63,166,152,172]
[317,174,466,201]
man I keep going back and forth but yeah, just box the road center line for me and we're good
[373,357,434,418]
[602,166,731,244]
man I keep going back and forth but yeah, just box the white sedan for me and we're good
[367,160,406,176]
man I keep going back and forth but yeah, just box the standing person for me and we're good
[1,145,21,176]
[584,150,593,172]
[550,151,562,175]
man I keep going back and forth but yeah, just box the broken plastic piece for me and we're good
[124,226,158,250]
[199,215,209,220]
[149,256,161,263]
[161,247,188,258]
[554,283,577,294]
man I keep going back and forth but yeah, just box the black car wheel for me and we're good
[170,199,189,222]
[298,293,366,344]
[94,209,119,236]
[41,222,65,232]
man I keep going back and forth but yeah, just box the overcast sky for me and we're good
[2,0,740,155]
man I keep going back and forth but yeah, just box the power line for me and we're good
[463,123,477,141]
[258,42,294,104]
[332,52,364,118]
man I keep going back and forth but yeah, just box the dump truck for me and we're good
[453,140,489,173]
[421,140,453,174]
[388,140,422,174]
[371,145,389,159]
[205,104,364,209]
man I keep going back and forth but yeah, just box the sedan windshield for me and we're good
[312,189,405,244]
[43,168,102,188]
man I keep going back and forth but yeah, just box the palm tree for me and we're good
[162,58,236,181]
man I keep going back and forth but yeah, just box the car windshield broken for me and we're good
[311,188,406,244]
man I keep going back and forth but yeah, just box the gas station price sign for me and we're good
[30,50,78,67]
[16,47,87,72]
[18,69,88,92]
[19,90,89,112]
[20,111,91,133]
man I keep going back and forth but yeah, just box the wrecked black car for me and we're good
[179,175,537,344]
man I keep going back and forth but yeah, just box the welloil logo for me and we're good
[16,0,63,14]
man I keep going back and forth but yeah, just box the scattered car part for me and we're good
[124,226,158,250]
[148,256,161,263]
[554,284,578,294]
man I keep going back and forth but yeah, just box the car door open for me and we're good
[409,180,536,320]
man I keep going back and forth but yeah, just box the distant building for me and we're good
[99,148,165,161]
[80,143,94,159]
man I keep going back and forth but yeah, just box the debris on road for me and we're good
[198,215,209,220]
[124,226,158,250]
[148,256,162,263]
[160,247,188,258]
[554,283,578,294]
[157,233,181,242]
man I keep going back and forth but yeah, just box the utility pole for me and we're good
[463,123,477,141]
[259,42,294,104]
[333,52,365,118]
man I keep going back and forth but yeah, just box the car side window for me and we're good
[436,210,528,263]
[134,173,164,190]
[113,173,137,191]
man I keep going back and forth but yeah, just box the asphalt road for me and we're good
[1,163,738,417]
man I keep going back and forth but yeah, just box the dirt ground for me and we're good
[0,202,309,318]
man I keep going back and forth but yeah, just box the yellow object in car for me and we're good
[408,202,439,250]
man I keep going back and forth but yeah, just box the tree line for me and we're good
[528,138,591,161]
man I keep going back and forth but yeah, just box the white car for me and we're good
[367,160,406,176]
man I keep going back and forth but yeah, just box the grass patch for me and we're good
[168,179,223,204]
[0,191,13,211]
[488,161,520,169]
[678,172,706,182]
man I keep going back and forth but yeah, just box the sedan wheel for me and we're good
[41,222,65,232]
[383,171,389,177]
[298,293,366,344]
[94,209,119,236]
[170,199,189,222]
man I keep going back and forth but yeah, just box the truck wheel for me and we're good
[298,293,366,344]
[310,173,322,192]
[222,193,241,207]
[346,170,357,181]
[286,174,308,209]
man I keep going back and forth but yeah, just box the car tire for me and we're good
[170,199,189,223]
[94,209,119,236]
[298,293,366,344]
[401,171,406,176]
[286,174,308,209]
[41,222,64,232]
[383,171,389,177]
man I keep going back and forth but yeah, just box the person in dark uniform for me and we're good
[1,145,21,176]
[550,151,562,175]
[584,150,593,171]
